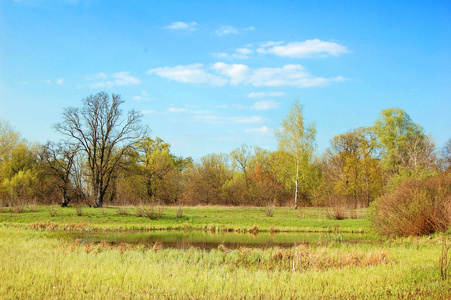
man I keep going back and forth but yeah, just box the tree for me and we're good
[183,154,231,205]
[0,143,39,205]
[135,136,191,204]
[54,92,147,207]
[327,127,383,207]
[440,138,451,172]
[373,108,425,175]
[0,119,19,164]
[40,142,79,207]
[275,101,317,209]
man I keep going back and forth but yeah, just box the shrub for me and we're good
[326,198,347,220]
[12,206,25,214]
[326,205,347,220]
[371,175,451,236]
[116,206,129,215]
[75,206,83,216]
[136,206,163,219]
[265,203,274,217]
[176,205,183,218]
[48,207,58,217]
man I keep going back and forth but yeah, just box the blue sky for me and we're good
[1,0,450,160]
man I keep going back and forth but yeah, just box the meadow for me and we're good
[0,206,450,299]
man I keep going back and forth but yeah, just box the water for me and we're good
[59,230,372,250]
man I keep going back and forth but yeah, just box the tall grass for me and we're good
[0,226,450,299]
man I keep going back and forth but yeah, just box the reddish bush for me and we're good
[371,175,451,236]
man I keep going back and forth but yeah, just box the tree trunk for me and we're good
[93,181,103,207]
[294,159,299,210]
[61,190,70,207]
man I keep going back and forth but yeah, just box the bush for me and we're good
[75,206,84,216]
[371,175,451,236]
[176,205,183,218]
[136,206,164,219]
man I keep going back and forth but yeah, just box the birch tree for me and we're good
[275,101,317,209]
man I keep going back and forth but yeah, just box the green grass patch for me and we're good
[0,205,371,233]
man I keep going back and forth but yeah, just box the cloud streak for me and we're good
[148,63,345,88]
[86,71,140,88]
[219,39,349,59]
[166,21,198,31]
[245,126,272,134]
[266,39,349,58]
[148,64,227,86]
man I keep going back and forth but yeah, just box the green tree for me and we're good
[135,136,191,204]
[373,108,425,175]
[275,101,317,209]
[0,143,39,205]
[328,127,383,207]
[54,92,147,207]
[0,119,19,164]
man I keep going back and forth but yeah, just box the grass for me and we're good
[0,225,450,299]
[1,205,450,299]
[0,205,371,233]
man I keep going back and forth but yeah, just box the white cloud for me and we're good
[86,72,107,80]
[236,48,253,55]
[260,41,284,47]
[86,71,140,88]
[112,71,141,85]
[248,64,345,87]
[221,39,349,59]
[216,104,247,110]
[252,101,281,110]
[166,21,198,30]
[149,63,346,88]
[215,25,239,36]
[247,91,286,98]
[245,126,271,134]
[267,39,349,58]
[148,64,228,86]
[212,62,250,85]
[56,79,64,85]
[213,47,253,59]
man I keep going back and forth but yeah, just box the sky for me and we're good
[0,0,450,160]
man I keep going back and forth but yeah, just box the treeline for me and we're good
[0,92,450,209]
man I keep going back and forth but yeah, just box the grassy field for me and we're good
[1,206,450,299]
[0,205,369,233]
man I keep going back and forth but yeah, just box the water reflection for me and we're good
[60,230,371,250]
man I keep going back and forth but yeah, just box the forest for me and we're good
[1,92,450,235]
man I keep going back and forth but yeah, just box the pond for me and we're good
[58,230,374,250]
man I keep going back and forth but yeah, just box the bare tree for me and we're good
[440,138,451,172]
[40,142,79,207]
[54,92,147,207]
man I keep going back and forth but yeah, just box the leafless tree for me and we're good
[40,141,79,207]
[54,92,147,207]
